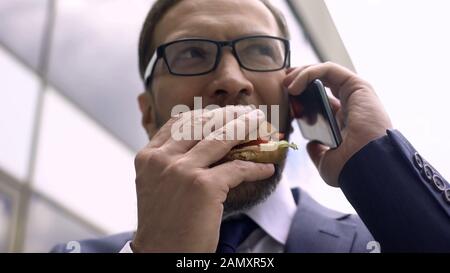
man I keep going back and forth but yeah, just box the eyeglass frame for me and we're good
[143,35,291,87]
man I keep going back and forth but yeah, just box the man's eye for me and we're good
[258,46,274,56]
[245,45,275,58]
[178,48,206,59]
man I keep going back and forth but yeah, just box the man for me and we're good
[52,0,450,253]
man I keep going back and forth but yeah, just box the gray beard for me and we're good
[222,117,292,215]
[222,162,284,216]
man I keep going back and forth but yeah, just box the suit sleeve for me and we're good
[339,129,450,252]
[49,243,66,253]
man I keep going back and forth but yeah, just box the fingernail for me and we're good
[256,109,265,117]
[235,105,253,111]
[250,109,265,119]
[246,109,260,119]
[202,111,213,119]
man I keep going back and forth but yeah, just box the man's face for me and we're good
[139,0,291,213]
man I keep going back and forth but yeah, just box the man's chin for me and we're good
[223,163,283,215]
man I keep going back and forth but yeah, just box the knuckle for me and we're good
[232,160,253,173]
[236,115,249,127]
[200,138,232,156]
[345,74,369,92]
[211,138,233,152]
[165,158,188,175]
[166,114,184,128]
[359,78,374,90]
[168,114,181,123]
[259,162,274,173]
[134,150,147,166]
[134,149,168,186]
[223,105,236,115]
[135,148,166,168]
[324,61,336,68]
[254,109,265,118]
[207,129,229,142]
[147,148,166,163]
[192,172,211,191]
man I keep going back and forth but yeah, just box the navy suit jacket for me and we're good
[51,130,450,252]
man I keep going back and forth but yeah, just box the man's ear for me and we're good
[138,92,158,138]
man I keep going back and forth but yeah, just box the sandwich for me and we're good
[225,121,297,164]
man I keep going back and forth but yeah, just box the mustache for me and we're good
[202,95,252,108]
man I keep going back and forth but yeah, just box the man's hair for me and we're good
[138,0,290,82]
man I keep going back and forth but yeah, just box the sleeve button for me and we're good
[444,189,450,204]
[423,164,434,182]
[413,152,424,170]
[432,174,446,192]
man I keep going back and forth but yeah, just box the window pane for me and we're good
[24,194,102,253]
[0,187,15,252]
[33,88,137,234]
[277,0,319,66]
[0,0,47,70]
[47,0,153,151]
[0,46,40,181]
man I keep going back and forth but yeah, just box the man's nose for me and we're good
[206,50,254,103]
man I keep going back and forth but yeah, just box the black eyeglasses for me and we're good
[143,35,290,86]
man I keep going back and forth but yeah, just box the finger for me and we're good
[328,96,341,115]
[147,115,183,149]
[146,108,210,149]
[287,62,362,105]
[328,96,346,130]
[283,64,315,87]
[177,105,254,127]
[164,105,255,153]
[185,109,265,167]
[147,108,206,150]
[207,160,275,189]
[285,67,296,74]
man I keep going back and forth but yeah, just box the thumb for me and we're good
[306,141,342,187]
[306,141,328,169]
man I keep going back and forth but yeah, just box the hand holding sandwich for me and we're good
[131,106,293,252]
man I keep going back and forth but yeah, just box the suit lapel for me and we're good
[285,189,357,253]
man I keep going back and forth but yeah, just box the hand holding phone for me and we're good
[285,63,392,186]
[290,79,342,148]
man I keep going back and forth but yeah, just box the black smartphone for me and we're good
[289,79,342,148]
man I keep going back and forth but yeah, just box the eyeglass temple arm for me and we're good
[144,51,159,87]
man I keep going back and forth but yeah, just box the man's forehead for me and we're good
[154,0,280,44]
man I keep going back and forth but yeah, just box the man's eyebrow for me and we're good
[165,32,276,42]
[233,32,278,39]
